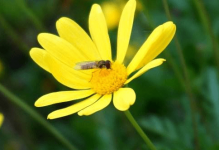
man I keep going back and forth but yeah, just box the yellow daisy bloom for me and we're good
[30,0,176,119]
[0,113,3,128]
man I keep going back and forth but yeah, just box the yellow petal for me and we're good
[89,4,112,61]
[125,58,166,84]
[113,88,136,111]
[35,90,95,107]
[56,17,101,61]
[45,54,92,89]
[127,21,176,75]
[78,94,112,116]
[29,48,50,72]
[116,0,136,64]
[47,94,101,119]
[38,33,87,67]
[0,113,3,128]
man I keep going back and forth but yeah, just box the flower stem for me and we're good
[192,0,219,71]
[0,83,77,150]
[15,0,46,31]
[162,1,200,150]
[124,110,156,150]
[139,0,185,90]
[0,14,29,55]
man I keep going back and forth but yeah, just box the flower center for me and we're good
[90,62,127,95]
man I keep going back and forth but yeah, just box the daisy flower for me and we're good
[30,0,176,119]
[0,113,3,128]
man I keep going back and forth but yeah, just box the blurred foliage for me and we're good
[0,0,219,150]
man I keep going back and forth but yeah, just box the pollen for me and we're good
[90,62,127,95]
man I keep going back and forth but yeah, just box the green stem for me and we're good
[15,0,46,31]
[0,83,77,150]
[162,0,191,90]
[0,14,29,55]
[139,0,155,28]
[162,1,200,150]
[139,0,185,89]
[124,110,156,150]
[192,0,219,71]
[162,0,190,86]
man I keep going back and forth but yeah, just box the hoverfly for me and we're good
[74,60,111,70]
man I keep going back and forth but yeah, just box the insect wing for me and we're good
[74,61,98,70]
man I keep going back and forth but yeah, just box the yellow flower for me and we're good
[101,1,121,30]
[0,113,3,128]
[30,0,176,119]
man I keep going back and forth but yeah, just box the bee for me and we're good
[74,60,111,70]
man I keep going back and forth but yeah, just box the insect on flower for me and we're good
[30,0,176,119]
[74,60,111,70]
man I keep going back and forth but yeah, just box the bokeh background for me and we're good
[0,0,219,150]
